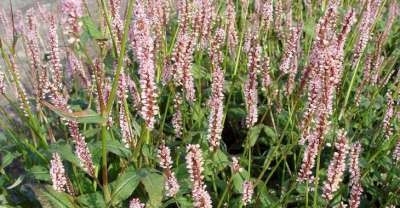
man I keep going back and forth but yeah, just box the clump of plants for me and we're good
[0,0,399,207]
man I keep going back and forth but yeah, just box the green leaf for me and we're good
[39,186,77,208]
[110,168,140,206]
[29,166,50,182]
[232,173,244,193]
[81,16,105,40]
[212,149,229,171]
[77,192,105,208]
[1,151,18,169]
[49,142,80,167]
[140,170,164,208]
[92,139,131,159]
[41,100,105,124]
[247,124,263,147]
[263,126,277,140]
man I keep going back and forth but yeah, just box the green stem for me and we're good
[105,0,135,116]
[216,177,233,208]
[101,126,111,203]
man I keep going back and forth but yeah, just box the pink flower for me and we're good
[48,16,63,88]
[231,157,241,174]
[207,29,225,151]
[170,32,196,102]
[322,130,349,201]
[353,0,382,66]
[129,198,145,208]
[349,142,362,208]
[50,153,68,192]
[172,93,183,138]
[131,1,159,129]
[68,121,95,177]
[382,91,394,139]
[158,143,180,197]
[226,0,238,56]
[243,31,261,128]
[61,0,83,44]
[242,180,254,205]
[192,0,214,48]
[186,144,213,207]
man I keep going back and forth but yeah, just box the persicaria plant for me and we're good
[0,0,399,207]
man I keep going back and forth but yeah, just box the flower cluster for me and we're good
[172,93,183,138]
[242,180,254,205]
[131,1,159,129]
[207,29,225,151]
[186,144,212,207]
[244,30,261,128]
[61,0,83,44]
[170,32,196,102]
[50,153,68,192]
[322,130,349,201]
[129,198,145,208]
[353,0,382,66]
[68,121,95,177]
[157,143,180,197]
[349,142,363,208]
[225,0,238,56]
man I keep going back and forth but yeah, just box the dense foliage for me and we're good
[0,0,399,207]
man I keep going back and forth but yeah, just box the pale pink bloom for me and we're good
[131,1,159,129]
[109,0,123,44]
[25,9,41,76]
[349,142,363,208]
[186,144,205,190]
[119,105,134,147]
[261,55,272,90]
[61,0,83,44]
[171,32,196,102]
[298,112,328,182]
[158,144,180,197]
[382,91,394,138]
[68,52,90,88]
[279,25,302,95]
[192,187,212,208]
[126,76,141,110]
[231,157,241,173]
[0,8,13,44]
[244,32,261,128]
[322,130,349,201]
[129,198,145,208]
[192,0,214,47]
[147,0,170,51]
[242,180,254,205]
[207,68,224,151]
[260,0,273,30]
[226,0,238,56]
[48,16,63,88]
[50,153,68,192]
[172,93,183,138]
[207,29,225,151]
[353,0,382,66]
[186,144,212,207]
[176,0,192,33]
[9,57,30,117]
[68,121,95,177]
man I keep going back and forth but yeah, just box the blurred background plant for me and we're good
[0,0,399,207]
